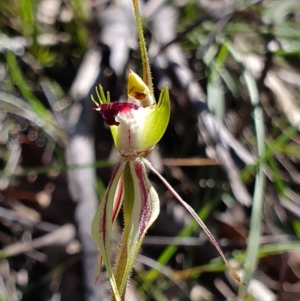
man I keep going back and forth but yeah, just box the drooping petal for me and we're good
[143,158,245,285]
[91,161,127,300]
[113,158,160,298]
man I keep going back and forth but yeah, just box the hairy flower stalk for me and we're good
[91,1,244,300]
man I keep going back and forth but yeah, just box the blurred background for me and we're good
[1,0,300,300]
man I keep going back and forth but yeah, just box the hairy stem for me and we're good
[132,0,153,93]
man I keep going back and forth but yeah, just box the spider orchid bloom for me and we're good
[94,71,170,159]
[91,72,244,301]
[91,71,170,301]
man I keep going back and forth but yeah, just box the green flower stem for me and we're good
[132,0,153,93]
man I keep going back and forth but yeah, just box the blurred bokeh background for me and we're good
[1,0,300,300]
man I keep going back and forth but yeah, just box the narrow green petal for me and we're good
[114,158,160,297]
[91,161,127,300]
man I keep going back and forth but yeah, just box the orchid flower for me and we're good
[91,71,169,300]
[91,1,244,300]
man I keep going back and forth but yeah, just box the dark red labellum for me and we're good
[94,102,140,126]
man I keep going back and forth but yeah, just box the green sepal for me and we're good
[113,158,160,298]
[91,161,127,301]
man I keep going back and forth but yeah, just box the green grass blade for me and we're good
[19,0,35,37]
[5,52,65,141]
[239,65,266,295]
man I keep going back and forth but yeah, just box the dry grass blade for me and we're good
[162,157,219,166]
[1,224,76,258]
